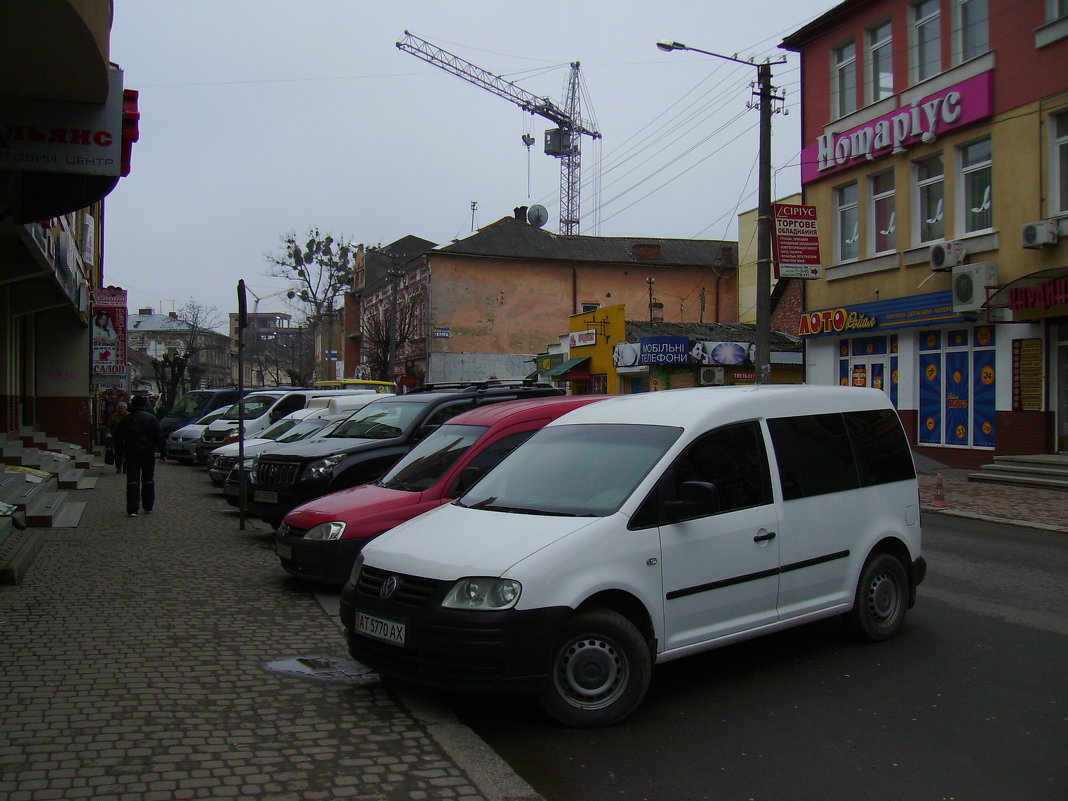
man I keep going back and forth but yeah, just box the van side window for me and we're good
[273,395,306,417]
[767,413,859,500]
[632,422,771,527]
[844,409,915,486]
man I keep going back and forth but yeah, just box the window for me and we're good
[867,21,894,103]
[955,0,989,63]
[836,182,860,262]
[871,171,896,253]
[915,153,944,243]
[580,303,600,313]
[960,137,992,233]
[1053,111,1068,215]
[844,410,915,486]
[767,414,858,500]
[832,40,857,118]
[1049,0,1068,21]
[913,0,942,82]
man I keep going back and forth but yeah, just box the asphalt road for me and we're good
[447,514,1068,801]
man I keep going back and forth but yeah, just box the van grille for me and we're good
[253,460,301,485]
[355,565,444,610]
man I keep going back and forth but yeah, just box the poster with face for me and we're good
[689,341,756,366]
[92,288,128,376]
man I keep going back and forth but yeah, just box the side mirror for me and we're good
[450,465,485,497]
[662,480,720,522]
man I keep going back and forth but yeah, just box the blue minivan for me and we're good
[159,387,246,435]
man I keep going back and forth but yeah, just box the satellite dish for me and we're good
[527,204,548,228]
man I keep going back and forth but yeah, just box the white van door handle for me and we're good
[753,530,776,543]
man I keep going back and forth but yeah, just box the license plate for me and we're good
[356,612,406,645]
[254,490,278,504]
[276,542,292,560]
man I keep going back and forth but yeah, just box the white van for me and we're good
[200,389,381,451]
[339,385,925,727]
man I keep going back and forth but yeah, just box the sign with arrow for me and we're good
[773,203,822,279]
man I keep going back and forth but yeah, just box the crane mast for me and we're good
[396,30,600,235]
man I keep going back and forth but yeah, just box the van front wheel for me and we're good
[538,608,652,728]
[847,553,908,642]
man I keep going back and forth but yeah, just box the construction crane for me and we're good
[396,30,601,235]
[244,286,291,312]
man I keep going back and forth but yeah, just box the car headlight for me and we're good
[348,553,365,585]
[303,454,345,481]
[305,521,346,541]
[442,577,521,610]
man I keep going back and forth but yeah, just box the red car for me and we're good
[274,395,608,585]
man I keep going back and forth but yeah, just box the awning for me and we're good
[985,266,1068,310]
[545,357,589,377]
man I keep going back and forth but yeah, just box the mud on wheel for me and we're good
[538,608,652,728]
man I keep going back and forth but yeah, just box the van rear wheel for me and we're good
[537,608,652,728]
[847,553,908,642]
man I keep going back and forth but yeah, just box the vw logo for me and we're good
[380,575,398,599]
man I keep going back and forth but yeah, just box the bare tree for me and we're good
[245,328,315,387]
[151,300,225,414]
[361,289,424,381]
[264,229,357,379]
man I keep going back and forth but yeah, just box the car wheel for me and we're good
[537,608,652,728]
[846,552,908,642]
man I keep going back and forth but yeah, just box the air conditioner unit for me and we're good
[952,262,998,313]
[699,366,724,386]
[930,239,966,270]
[1021,219,1060,248]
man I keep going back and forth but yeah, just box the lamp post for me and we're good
[656,41,784,384]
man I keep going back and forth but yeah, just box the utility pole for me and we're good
[385,261,403,383]
[657,41,785,384]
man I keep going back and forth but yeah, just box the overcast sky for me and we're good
[104,0,834,327]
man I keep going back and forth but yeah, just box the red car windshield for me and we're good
[378,424,488,492]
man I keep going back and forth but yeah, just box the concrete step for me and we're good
[0,529,42,585]
[57,467,86,489]
[1,472,57,511]
[25,490,69,527]
[50,501,86,528]
[967,471,1068,491]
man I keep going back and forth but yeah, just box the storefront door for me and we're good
[1056,325,1068,453]
[849,357,889,394]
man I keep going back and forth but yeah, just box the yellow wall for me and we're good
[737,193,801,323]
[568,304,627,394]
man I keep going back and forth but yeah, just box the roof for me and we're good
[364,235,437,288]
[544,357,589,376]
[547,385,895,430]
[435,216,736,268]
[623,320,802,350]
[443,395,610,427]
[780,0,867,50]
[128,313,192,332]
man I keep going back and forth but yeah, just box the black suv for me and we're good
[237,380,563,527]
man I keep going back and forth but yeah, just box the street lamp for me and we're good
[656,40,784,384]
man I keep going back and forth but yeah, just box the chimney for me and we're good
[168,311,178,319]
[632,243,661,261]
[138,308,153,315]
[514,206,528,222]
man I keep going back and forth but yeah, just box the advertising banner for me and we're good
[773,203,822,279]
[92,288,127,376]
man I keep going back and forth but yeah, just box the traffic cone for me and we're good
[932,472,947,508]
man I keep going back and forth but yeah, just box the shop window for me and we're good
[914,153,945,244]
[591,374,608,394]
[1053,110,1068,216]
[870,170,896,254]
[912,0,942,83]
[836,181,860,262]
[954,0,989,63]
[959,137,992,233]
[832,40,857,118]
[867,21,894,103]
[917,325,996,448]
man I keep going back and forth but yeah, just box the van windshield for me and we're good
[327,399,431,440]
[169,391,211,417]
[457,424,681,517]
[222,394,280,420]
[379,424,488,492]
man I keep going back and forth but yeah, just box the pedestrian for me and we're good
[114,395,167,517]
[106,401,129,473]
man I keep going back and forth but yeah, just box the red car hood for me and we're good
[284,483,428,534]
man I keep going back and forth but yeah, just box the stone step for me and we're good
[25,490,69,527]
[0,529,42,585]
[51,501,86,528]
[974,462,1068,479]
[57,467,86,489]
[0,472,57,510]
[967,471,1068,491]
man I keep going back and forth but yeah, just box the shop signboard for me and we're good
[773,203,822,279]
[91,288,127,377]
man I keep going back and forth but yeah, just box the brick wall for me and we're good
[35,396,92,449]
[772,279,803,337]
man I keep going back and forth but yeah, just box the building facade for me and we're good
[128,311,232,394]
[783,0,1068,466]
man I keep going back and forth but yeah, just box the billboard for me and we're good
[92,288,128,376]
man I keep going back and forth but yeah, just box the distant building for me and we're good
[128,310,231,390]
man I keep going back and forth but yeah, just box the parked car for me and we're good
[159,387,245,435]
[201,393,385,470]
[199,388,384,453]
[242,380,564,528]
[165,406,233,464]
[274,395,608,585]
[209,410,339,486]
[340,385,925,727]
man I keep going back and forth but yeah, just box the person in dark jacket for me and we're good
[114,395,167,517]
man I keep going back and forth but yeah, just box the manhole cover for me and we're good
[264,654,381,686]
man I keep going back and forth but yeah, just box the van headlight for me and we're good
[305,521,346,541]
[348,553,365,585]
[442,578,521,610]
[303,454,345,481]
